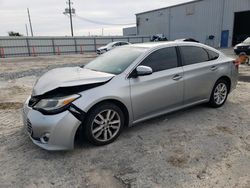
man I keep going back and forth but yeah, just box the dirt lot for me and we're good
[0,52,250,188]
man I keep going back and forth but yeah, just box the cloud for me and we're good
[0,0,191,36]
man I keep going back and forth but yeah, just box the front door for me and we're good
[129,47,184,121]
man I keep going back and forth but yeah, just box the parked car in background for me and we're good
[23,41,238,150]
[150,34,168,42]
[234,37,250,55]
[175,38,199,43]
[234,34,249,46]
[97,41,131,54]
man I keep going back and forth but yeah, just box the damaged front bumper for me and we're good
[22,97,84,150]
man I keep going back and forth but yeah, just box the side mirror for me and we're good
[136,66,153,76]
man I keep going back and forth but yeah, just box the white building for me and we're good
[136,0,250,47]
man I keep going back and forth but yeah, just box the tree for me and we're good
[8,31,23,37]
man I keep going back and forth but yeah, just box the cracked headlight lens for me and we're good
[34,94,80,113]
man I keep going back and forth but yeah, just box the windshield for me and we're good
[106,42,117,48]
[85,47,147,75]
[243,37,250,44]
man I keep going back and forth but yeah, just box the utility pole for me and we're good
[27,8,34,37]
[25,24,29,36]
[64,0,75,36]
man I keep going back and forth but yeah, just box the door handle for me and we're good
[210,66,218,71]
[172,74,182,81]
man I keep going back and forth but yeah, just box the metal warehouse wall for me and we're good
[0,36,151,58]
[222,0,250,46]
[137,8,170,37]
[136,0,250,47]
[169,0,224,47]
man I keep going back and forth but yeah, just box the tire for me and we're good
[84,102,124,146]
[209,79,229,108]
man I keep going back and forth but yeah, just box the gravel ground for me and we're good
[0,54,96,80]
[0,52,250,188]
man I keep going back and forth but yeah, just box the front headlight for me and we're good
[34,94,80,114]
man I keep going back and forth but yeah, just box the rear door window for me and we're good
[180,46,209,65]
[206,49,219,60]
[140,47,178,72]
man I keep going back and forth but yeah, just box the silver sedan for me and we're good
[23,41,238,150]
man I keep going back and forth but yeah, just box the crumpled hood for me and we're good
[32,67,115,96]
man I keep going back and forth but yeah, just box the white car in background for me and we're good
[234,37,250,55]
[97,41,131,54]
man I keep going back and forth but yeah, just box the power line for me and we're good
[75,15,136,26]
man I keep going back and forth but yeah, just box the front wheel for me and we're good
[209,79,229,108]
[84,102,124,146]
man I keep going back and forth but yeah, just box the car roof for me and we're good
[243,37,250,42]
[131,41,202,48]
[109,41,128,44]
[175,38,186,41]
[106,41,117,45]
[131,41,174,48]
[130,41,222,55]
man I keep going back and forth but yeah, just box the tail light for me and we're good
[233,60,239,69]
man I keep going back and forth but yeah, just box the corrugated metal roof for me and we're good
[136,0,203,15]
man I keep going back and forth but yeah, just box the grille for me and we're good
[26,119,32,135]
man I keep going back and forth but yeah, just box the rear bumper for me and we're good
[22,97,82,150]
[230,65,239,92]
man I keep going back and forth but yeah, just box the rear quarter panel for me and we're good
[214,55,236,93]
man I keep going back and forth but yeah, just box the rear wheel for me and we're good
[209,79,229,108]
[84,102,124,145]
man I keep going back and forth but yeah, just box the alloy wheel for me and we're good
[213,83,228,105]
[91,109,121,142]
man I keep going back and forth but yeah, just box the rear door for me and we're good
[129,47,184,121]
[179,45,219,104]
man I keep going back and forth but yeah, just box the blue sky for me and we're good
[0,0,192,36]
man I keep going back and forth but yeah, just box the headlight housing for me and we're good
[33,94,81,114]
